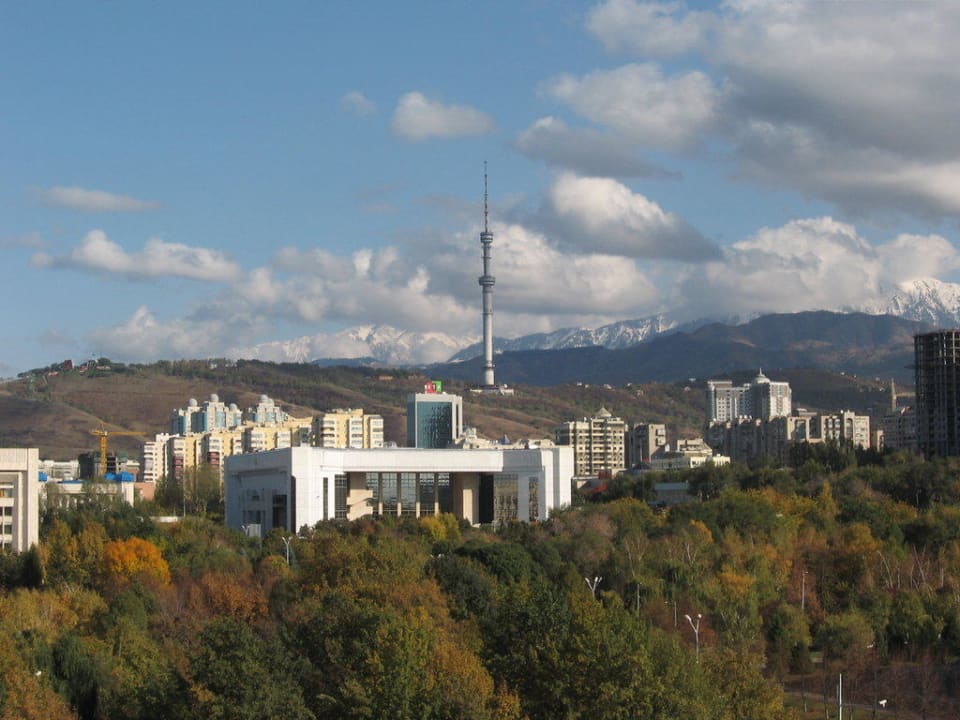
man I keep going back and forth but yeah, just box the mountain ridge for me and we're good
[262,277,960,367]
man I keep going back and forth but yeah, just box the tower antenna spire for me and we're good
[483,160,489,233]
[479,162,496,389]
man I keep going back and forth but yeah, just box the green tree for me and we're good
[52,633,105,720]
[189,617,313,720]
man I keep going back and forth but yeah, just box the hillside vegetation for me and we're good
[3,358,891,460]
[2,360,703,458]
[3,449,960,718]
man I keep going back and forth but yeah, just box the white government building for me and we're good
[0,448,40,552]
[224,445,573,536]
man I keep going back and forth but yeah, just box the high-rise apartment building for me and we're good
[706,380,746,423]
[915,330,960,456]
[406,392,463,449]
[170,394,243,435]
[151,394,311,483]
[706,371,791,423]
[880,407,916,452]
[627,423,667,466]
[248,394,287,425]
[555,408,627,478]
[750,371,792,420]
[814,411,871,449]
[313,408,385,449]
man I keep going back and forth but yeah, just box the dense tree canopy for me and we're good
[3,451,960,717]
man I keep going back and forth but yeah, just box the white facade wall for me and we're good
[647,453,730,471]
[0,448,40,552]
[224,446,573,536]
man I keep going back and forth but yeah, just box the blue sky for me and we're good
[2,1,959,373]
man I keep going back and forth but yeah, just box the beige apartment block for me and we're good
[313,408,385,449]
[555,408,627,478]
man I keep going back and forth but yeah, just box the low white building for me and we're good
[44,479,136,508]
[224,446,574,536]
[646,438,730,471]
[0,448,40,552]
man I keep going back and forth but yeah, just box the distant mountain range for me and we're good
[446,315,726,361]
[235,277,959,372]
[428,311,926,387]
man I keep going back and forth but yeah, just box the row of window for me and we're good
[366,472,453,517]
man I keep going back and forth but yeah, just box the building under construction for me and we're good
[914,330,960,457]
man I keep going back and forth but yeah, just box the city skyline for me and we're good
[3,1,960,374]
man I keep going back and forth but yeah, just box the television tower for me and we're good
[479,164,496,389]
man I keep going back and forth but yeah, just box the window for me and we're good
[400,473,416,516]
[381,473,398,515]
[437,473,452,514]
[528,477,539,521]
[334,474,348,520]
[419,473,436,516]
[493,474,518,524]
[272,493,288,531]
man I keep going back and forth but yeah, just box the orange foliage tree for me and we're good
[101,537,171,591]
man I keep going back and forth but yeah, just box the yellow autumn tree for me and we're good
[101,536,171,591]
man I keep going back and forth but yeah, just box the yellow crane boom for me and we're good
[89,427,146,478]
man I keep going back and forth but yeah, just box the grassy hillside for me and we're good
[1,360,705,459]
[2,359,893,460]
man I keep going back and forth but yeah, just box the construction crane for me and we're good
[89,426,146,478]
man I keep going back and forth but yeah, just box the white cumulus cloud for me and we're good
[536,173,718,261]
[579,0,960,218]
[546,64,718,150]
[513,117,675,178]
[391,92,494,141]
[675,217,960,319]
[587,0,712,56]
[31,230,241,281]
[37,186,158,213]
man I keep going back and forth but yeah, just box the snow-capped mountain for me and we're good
[448,315,683,361]
[864,278,960,327]
[235,278,960,368]
[231,325,477,366]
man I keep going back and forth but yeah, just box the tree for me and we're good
[52,632,105,720]
[815,610,874,664]
[101,537,171,592]
[189,617,313,720]
[703,646,787,720]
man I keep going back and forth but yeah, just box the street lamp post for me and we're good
[281,535,293,566]
[584,576,602,600]
[685,613,702,662]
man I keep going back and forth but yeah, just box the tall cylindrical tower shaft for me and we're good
[479,169,495,388]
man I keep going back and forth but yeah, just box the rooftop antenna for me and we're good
[483,160,489,233]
